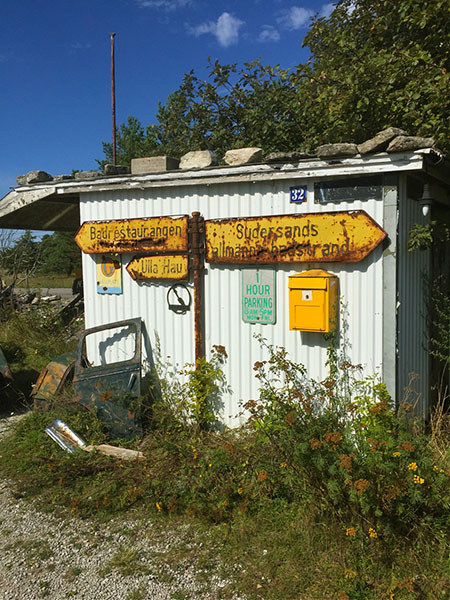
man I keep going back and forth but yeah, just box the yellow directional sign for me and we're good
[205,210,386,264]
[75,216,189,254]
[127,254,189,281]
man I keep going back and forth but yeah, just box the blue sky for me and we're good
[0,0,333,203]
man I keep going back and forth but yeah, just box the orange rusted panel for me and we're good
[205,210,386,264]
[127,254,189,281]
[75,216,189,254]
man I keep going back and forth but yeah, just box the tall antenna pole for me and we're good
[110,32,117,166]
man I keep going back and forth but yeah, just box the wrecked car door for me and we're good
[73,318,146,439]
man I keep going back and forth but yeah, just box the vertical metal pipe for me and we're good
[190,212,205,365]
[110,32,117,166]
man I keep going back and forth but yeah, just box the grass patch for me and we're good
[4,274,74,289]
[0,303,79,410]
[104,546,151,577]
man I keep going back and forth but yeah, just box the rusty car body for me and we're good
[33,318,150,439]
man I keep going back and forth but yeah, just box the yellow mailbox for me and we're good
[288,269,338,332]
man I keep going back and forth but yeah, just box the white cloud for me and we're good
[136,0,193,10]
[258,25,280,43]
[277,4,335,30]
[187,12,244,47]
[277,6,314,30]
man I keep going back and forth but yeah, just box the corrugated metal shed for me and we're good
[80,180,386,425]
[1,148,449,425]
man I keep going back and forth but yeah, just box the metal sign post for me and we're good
[189,212,205,366]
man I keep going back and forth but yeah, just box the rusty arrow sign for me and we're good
[127,254,189,281]
[205,210,387,264]
[75,216,189,254]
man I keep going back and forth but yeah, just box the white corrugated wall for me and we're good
[80,178,385,426]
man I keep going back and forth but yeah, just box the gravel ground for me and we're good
[0,413,245,600]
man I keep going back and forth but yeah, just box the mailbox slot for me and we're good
[289,269,338,332]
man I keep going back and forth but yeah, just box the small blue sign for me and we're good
[290,186,307,203]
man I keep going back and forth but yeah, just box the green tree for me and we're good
[38,232,82,276]
[298,0,450,151]
[152,60,302,158]
[101,115,159,167]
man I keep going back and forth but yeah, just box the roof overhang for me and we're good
[0,149,447,232]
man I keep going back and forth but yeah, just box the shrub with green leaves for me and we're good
[243,337,450,544]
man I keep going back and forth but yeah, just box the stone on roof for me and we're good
[265,151,315,163]
[16,170,53,185]
[104,164,131,176]
[130,156,179,174]
[74,170,99,180]
[387,136,435,153]
[316,143,358,159]
[357,127,408,154]
[179,150,218,170]
[224,147,262,166]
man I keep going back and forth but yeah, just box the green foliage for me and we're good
[100,115,159,168]
[408,221,450,251]
[38,232,81,276]
[0,303,78,374]
[300,0,450,151]
[0,230,81,286]
[245,338,450,540]
[428,282,450,368]
[153,343,229,431]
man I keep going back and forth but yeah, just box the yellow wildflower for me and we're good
[237,488,243,495]
[345,528,356,537]
[155,501,163,512]
[368,527,378,538]
[433,465,438,471]
[413,475,425,484]
[192,447,198,459]
[393,451,401,457]
[408,462,418,471]
[280,462,287,468]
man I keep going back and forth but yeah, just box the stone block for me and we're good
[16,170,53,185]
[179,150,217,170]
[131,156,179,174]
[387,136,435,153]
[357,127,408,154]
[74,170,99,180]
[316,143,358,158]
[224,147,262,165]
[53,174,75,182]
[265,151,314,163]
[103,164,131,176]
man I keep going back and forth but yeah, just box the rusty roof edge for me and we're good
[5,150,432,199]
